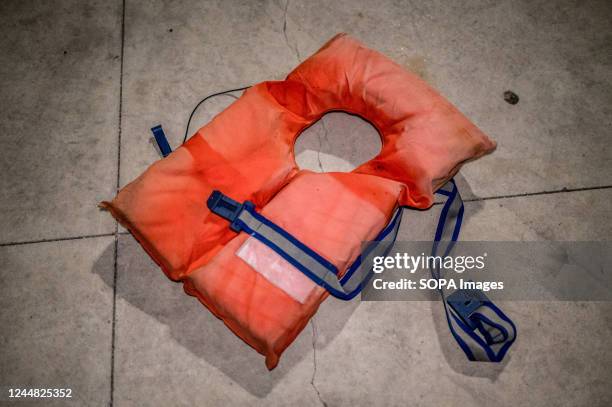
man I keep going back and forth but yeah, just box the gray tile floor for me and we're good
[1,0,611,406]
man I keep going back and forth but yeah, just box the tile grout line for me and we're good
[427,184,612,206]
[462,184,612,203]
[110,0,126,406]
[0,233,116,247]
[1,185,611,247]
[110,236,119,407]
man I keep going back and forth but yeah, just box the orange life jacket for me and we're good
[102,33,497,369]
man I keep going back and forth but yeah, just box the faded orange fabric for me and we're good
[102,33,495,369]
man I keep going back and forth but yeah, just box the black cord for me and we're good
[183,86,252,144]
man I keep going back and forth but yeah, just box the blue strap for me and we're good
[207,190,403,300]
[433,180,517,362]
[207,183,516,362]
[151,125,172,157]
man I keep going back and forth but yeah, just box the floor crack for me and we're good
[314,119,330,172]
[320,118,331,146]
[282,0,301,62]
[311,319,328,407]
[316,128,325,172]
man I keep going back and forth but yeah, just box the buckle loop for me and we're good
[447,289,490,329]
[207,190,254,232]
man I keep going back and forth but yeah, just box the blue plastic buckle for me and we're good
[206,190,254,232]
[447,289,490,330]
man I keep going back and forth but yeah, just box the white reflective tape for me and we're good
[236,237,317,303]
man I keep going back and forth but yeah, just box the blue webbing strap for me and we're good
[433,180,517,362]
[207,182,516,362]
[151,125,172,157]
[207,190,403,300]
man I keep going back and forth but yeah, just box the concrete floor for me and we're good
[1,0,611,406]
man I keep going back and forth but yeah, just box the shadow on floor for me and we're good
[92,238,359,398]
[428,173,510,379]
[92,172,504,397]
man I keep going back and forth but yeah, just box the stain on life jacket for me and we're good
[101,33,496,369]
